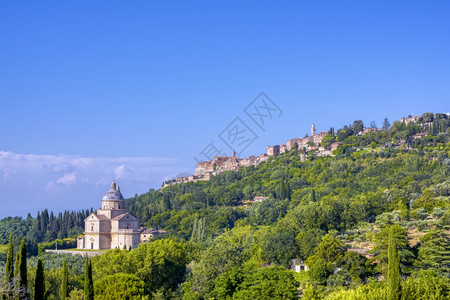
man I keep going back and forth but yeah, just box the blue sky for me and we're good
[0,1,449,217]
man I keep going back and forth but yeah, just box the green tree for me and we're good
[212,266,245,299]
[311,189,317,202]
[285,179,291,201]
[132,239,187,294]
[261,229,298,267]
[94,273,145,300]
[371,224,414,274]
[295,228,323,259]
[84,257,94,300]
[401,270,450,300]
[279,179,286,200]
[233,266,298,300]
[418,229,450,274]
[321,134,336,149]
[60,259,68,300]
[337,130,348,142]
[182,226,255,299]
[340,251,370,283]
[305,233,346,284]
[15,238,28,300]
[34,259,45,300]
[66,288,84,300]
[4,233,14,299]
[190,217,206,243]
[352,120,364,134]
[387,226,401,300]
[383,118,391,130]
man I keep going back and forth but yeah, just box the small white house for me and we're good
[292,259,309,272]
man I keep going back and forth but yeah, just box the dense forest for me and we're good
[0,209,92,257]
[1,112,449,299]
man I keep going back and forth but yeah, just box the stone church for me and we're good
[77,181,141,250]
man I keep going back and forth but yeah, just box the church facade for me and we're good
[77,181,141,250]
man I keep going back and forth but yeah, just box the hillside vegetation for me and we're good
[1,113,449,299]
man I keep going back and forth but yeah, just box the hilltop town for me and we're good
[162,113,444,188]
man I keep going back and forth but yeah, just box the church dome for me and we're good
[102,180,124,201]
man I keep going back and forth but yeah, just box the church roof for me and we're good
[102,180,124,201]
[111,212,140,221]
[84,213,110,221]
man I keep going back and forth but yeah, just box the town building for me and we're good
[77,181,141,250]
[400,116,420,125]
[140,228,168,243]
[267,145,280,156]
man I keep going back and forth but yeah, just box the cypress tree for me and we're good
[15,238,28,299]
[191,218,198,242]
[285,179,291,200]
[34,259,45,300]
[60,260,68,300]
[311,189,317,202]
[387,226,401,300]
[5,233,14,299]
[84,257,94,300]
[279,179,286,200]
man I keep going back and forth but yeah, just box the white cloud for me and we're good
[113,165,126,179]
[45,181,58,191]
[2,167,16,180]
[0,151,190,217]
[57,172,77,186]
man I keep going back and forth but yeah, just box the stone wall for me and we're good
[45,249,104,258]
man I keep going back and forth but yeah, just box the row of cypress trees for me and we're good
[4,233,28,299]
[1,233,95,300]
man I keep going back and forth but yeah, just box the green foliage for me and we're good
[383,118,391,130]
[401,270,450,300]
[2,112,449,299]
[332,144,352,156]
[261,228,298,267]
[83,258,93,300]
[324,280,388,300]
[38,238,77,255]
[0,210,90,256]
[340,251,371,283]
[371,224,414,274]
[305,233,346,284]
[182,226,256,299]
[296,228,324,260]
[34,259,45,300]
[387,226,401,300]
[133,239,187,293]
[94,273,145,300]
[60,260,68,300]
[0,218,32,245]
[5,233,14,284]
[67,288,84,300]
[321,134,336,149]
[417,229,450,274]
[190,217,206,243]
[232,266,298,300]
[92,239,187,295]
[15,238,28,299]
